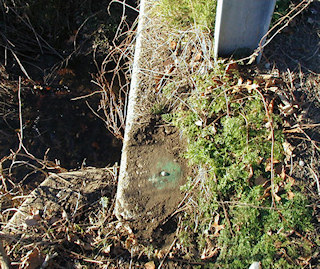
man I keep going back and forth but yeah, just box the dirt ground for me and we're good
[119,113,190,246]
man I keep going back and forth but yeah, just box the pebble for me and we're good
[248,262,261,269]
[160,171,170,176]
[299,160,305,167]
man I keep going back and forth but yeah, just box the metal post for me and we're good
[214,0,276,62]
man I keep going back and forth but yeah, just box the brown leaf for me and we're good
[125,235,137,249]
[274,193,282,202]
[265,158,281,172]
[287,191,295,200]
[283,141,295,160]
[170,40,177,50]
[225,62,238,74]
[261,186,272,199]
[145,261,156,269]
[57,68,75,77]
[274,164,283,176]
[212,78,223,86]
[23,249,45,269]
[286,175,295,185]
[24,217,39,227]
[280,166,286,180]
[212,214,225,237]
[248,164,254,180]
[24,210,41,227]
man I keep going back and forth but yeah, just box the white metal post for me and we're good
[214,0,276,62]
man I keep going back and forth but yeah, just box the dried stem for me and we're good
[0,240,11,269]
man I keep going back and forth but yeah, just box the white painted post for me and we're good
[214,0,276,62]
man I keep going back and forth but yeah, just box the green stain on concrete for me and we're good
[148,160,182,190]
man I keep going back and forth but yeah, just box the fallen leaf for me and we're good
[23,249,45,269]
[225,62,238,74]
[57,68,75,77]
[287,191,295,200]
[286,175,295,185]
[24,210,41,227]
[265,159,281,172]
[125,235,137,249]
[170,40,177,50]
[274,193,282,202]
[24,217,39,227]
[261,186,271,199]
[279,103,297,116]
[248,164,254,180]
[272,164,281,175]
[280,166,286,180]
[212,214,225,237]
[145,261,156,269]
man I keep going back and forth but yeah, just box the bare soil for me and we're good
[123,113,190,246]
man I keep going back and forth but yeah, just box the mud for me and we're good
[118,114,190,245]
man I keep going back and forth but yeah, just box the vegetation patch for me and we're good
[163,64,314,267]
[154,0,217,30]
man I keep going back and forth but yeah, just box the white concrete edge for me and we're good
[114,0,146,220]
